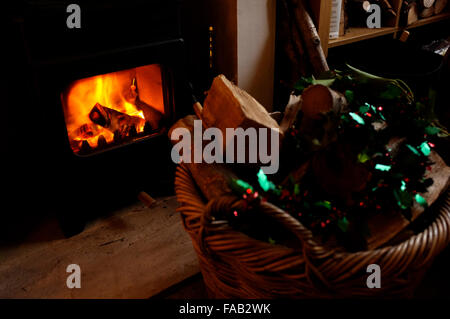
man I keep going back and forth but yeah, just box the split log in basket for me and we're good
[169,115,237,201]
[198,74,281,138]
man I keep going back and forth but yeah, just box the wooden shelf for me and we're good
[328,26,398,48]
[406,11,450,29]
[327,11,450,49]
[313,0,450,55]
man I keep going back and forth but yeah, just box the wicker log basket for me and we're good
[175,163,450,298]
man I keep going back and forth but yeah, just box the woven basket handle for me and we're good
[200,195,332,261]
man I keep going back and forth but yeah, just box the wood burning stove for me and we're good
[3,1,192,238]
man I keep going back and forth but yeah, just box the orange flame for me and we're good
[62,64,164,154]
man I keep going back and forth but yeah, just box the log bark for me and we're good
[270,111,283,123]
[97,135,107,148]
[339,0,347,36]
[80,140,92,154]
[71,123,101,139]
[292,0,329,76]
[434,0,448,14]
[420,6,435,17]
[89,103,145,135]
[376,0,397,17]
[296,85,347,153]
[280,94,302,135]
[406,1,419,25]
[301,84,347,119]
[278,0,306,82]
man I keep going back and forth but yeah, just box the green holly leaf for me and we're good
[393,189,413,210]
[359,104,370,114]
[415,194,428,208]
[358,152,370,163]
[230,178,253,194]
[257,169,277,192]
[337,217,349,233]
[313,78,335,87]
[380,83,402,100]
[345,90,355,104]
[425,126,440,135]
[294,77,313,92]
[420,142,431,156]
[314,201,332,210]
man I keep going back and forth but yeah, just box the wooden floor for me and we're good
[0,196,200,298]
[1,195,449,299]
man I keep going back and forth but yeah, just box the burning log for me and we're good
[97,135,107,149]
[89,102,146,136]
[129,125,138,138]
[71,123,102,139]
[80,140,92,154]
[143,122,154,135]
[113,130,122,143]
[135,98,163,130]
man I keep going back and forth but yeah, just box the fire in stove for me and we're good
[61,64,166,155]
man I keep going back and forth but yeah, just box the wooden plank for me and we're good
[406,11,450,29]
[0,196,200,298]
[328,26,398,47]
